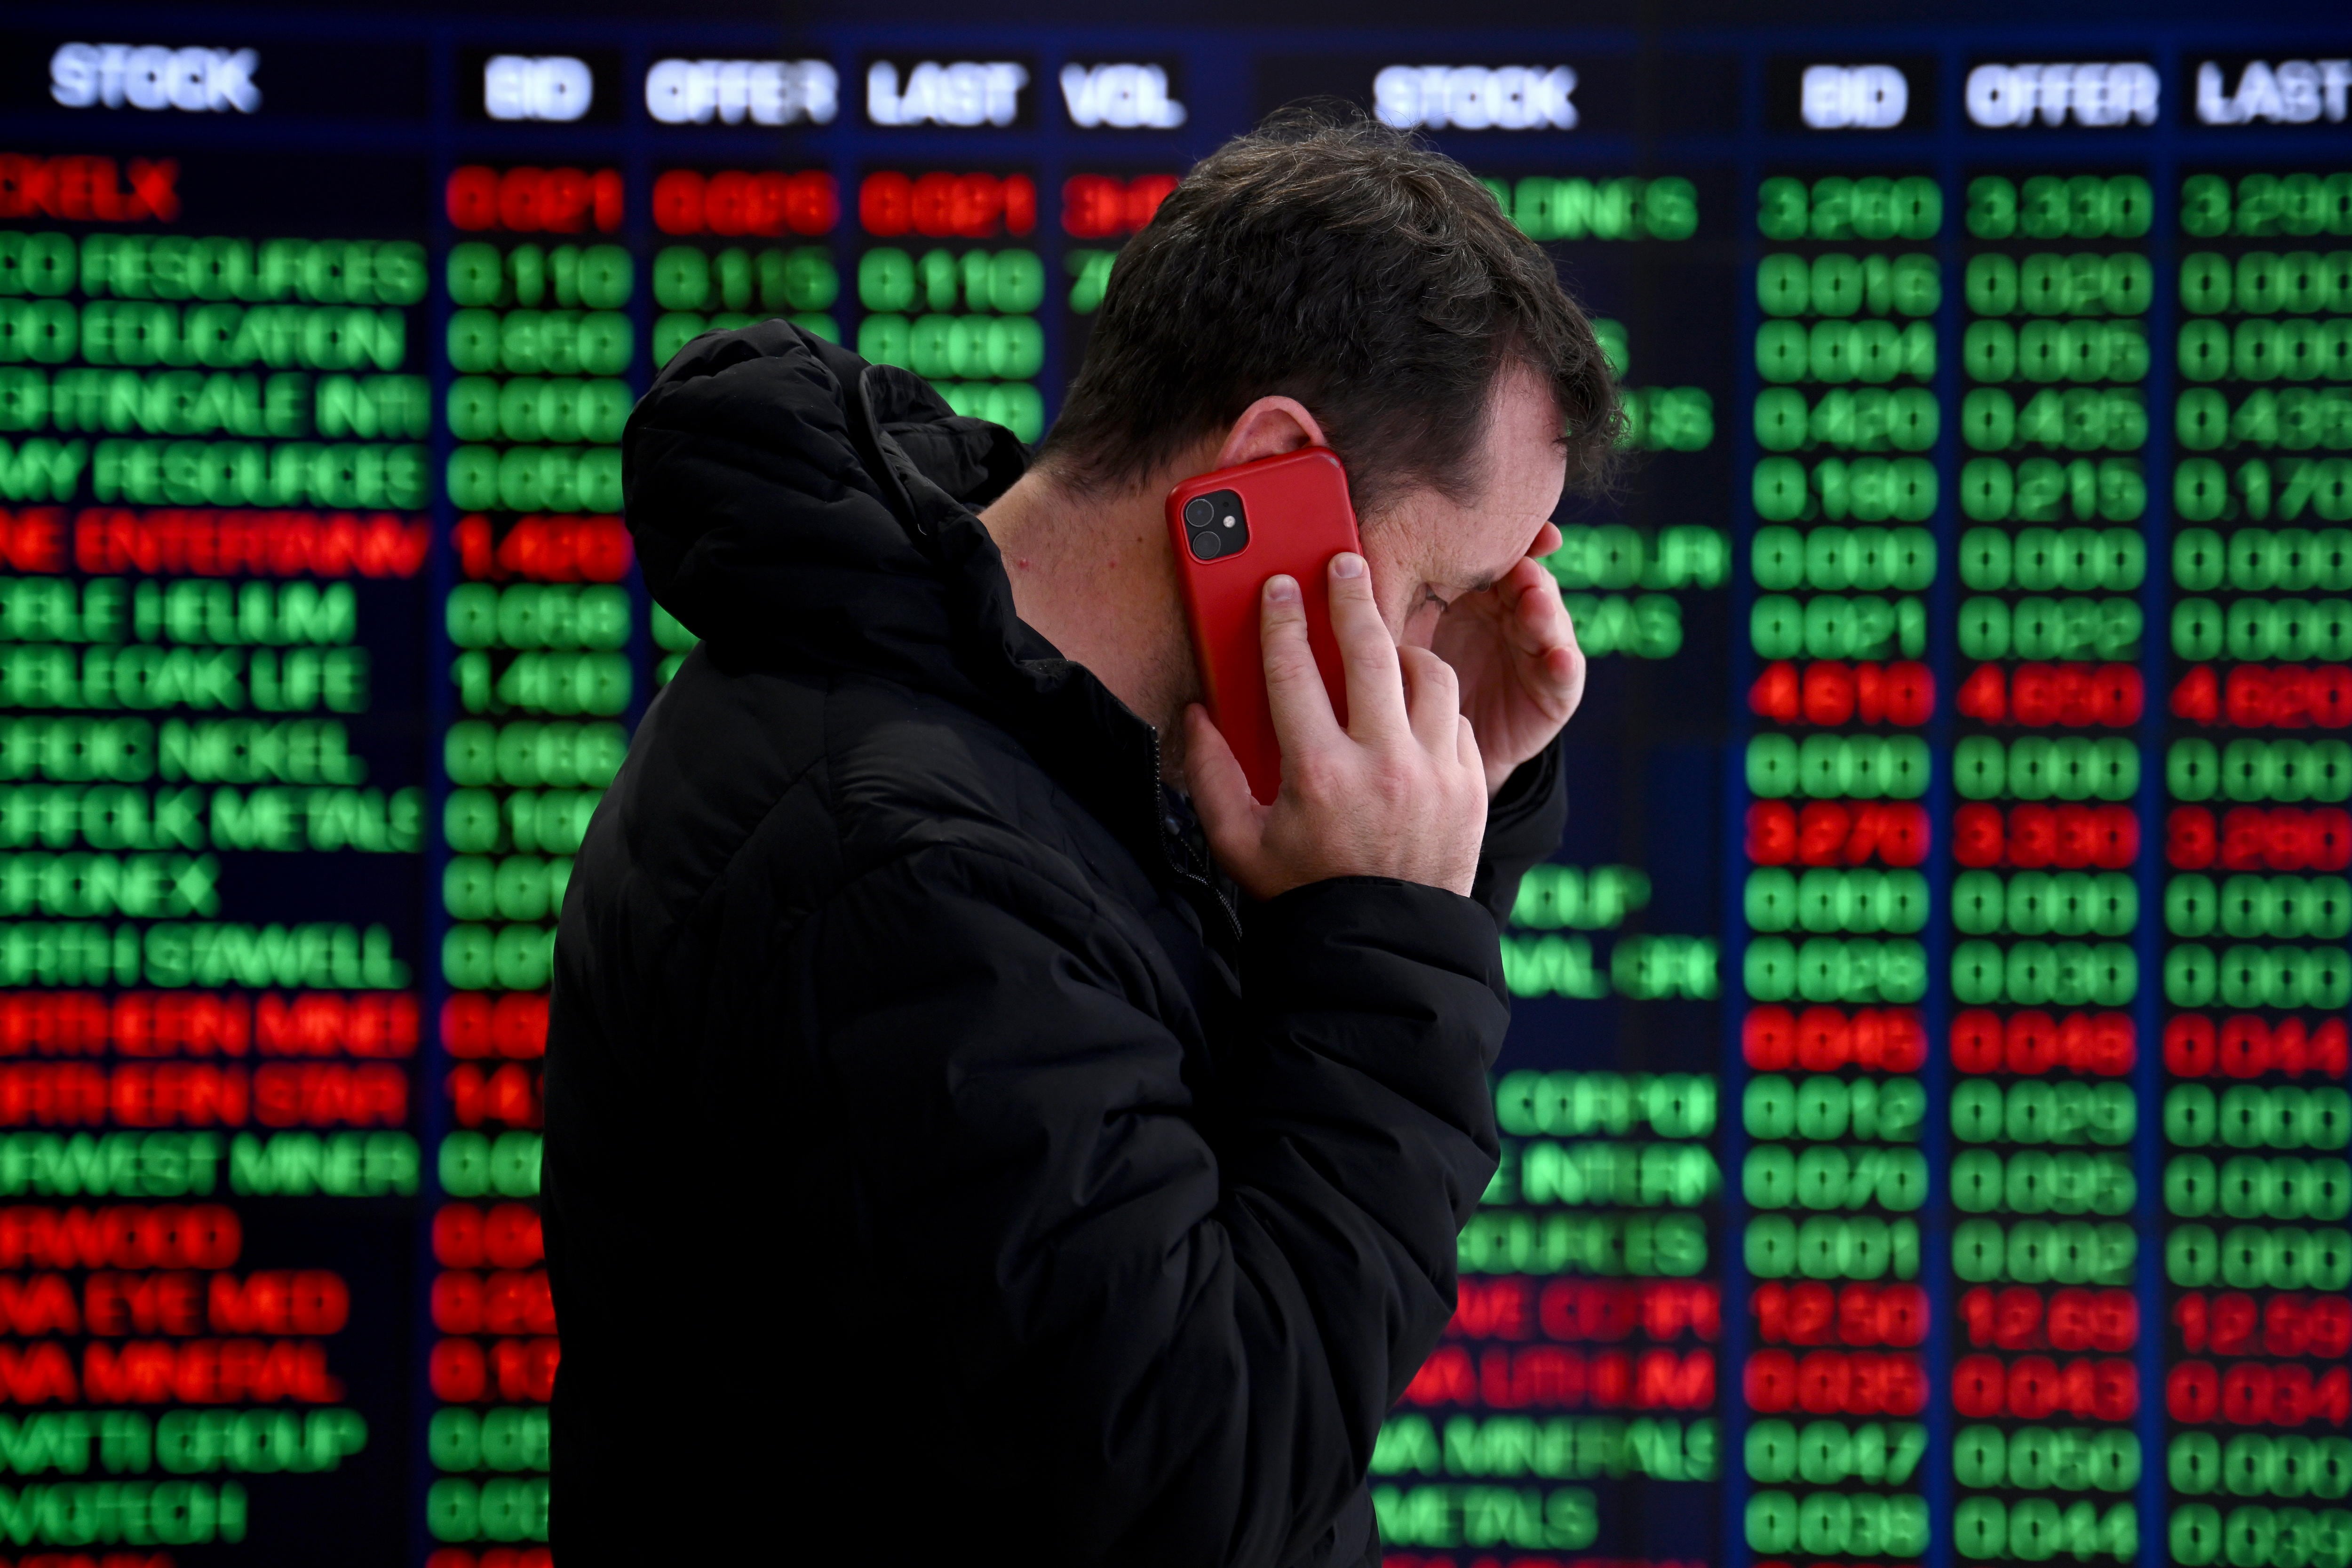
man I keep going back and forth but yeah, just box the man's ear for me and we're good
[1214,396,1330,470]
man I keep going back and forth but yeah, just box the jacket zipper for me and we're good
[1147,728,1242,946]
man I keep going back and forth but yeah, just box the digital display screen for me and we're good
[0,5,2347,1565]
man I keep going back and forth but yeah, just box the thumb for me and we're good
[1182,704,1267,861]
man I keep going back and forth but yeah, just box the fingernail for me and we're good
[1265,574,1299,603]
[1330,552,1365,580]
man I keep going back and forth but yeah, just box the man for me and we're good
[543,114,1618,1564]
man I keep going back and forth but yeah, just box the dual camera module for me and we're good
[1183,490,1250,561]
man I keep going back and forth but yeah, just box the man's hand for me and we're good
[1431,522,1587,796]
[1186,553,1488,900]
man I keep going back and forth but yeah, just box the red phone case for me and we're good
[1166,447,1362,804]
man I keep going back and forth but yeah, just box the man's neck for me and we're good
[977,465,1198,764]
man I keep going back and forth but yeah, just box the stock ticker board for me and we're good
[0,1,2350,1565]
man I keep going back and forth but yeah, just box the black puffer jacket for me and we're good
[543,323,1566,1566]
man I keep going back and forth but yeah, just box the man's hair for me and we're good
[1037,110,1621,517]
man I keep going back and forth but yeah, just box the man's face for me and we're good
[1360,368,1569,648]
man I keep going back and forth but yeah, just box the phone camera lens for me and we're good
[1184,490,1245,559]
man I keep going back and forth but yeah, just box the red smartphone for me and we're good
[1165,447,1363,804]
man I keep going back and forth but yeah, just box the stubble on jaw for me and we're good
[1149,637,1205,785]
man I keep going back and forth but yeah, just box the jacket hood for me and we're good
[623,321,1032,694]
[622,322,1163,844]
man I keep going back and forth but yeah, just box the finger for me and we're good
[1326,552,1408,742]
[1400,645,1463,755]
[1471,559,1566,665]
[1506,557,1575,660]
[1183,704,1271,848]
[1455,711,1483,776]
[1543,611,1599,729]
[1530,521,1564,557]
[1258,573,1340,762]
[1545,622,1589,722]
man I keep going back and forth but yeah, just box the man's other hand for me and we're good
[1432,521,1586,797]
[1185,552,1488,900]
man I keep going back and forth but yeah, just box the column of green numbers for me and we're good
[852,193,1047,443]
[1944,170,2153,1568]
[2160,168,2352,1568]
[444,242,635,516]
[1739,173,1942,1568]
